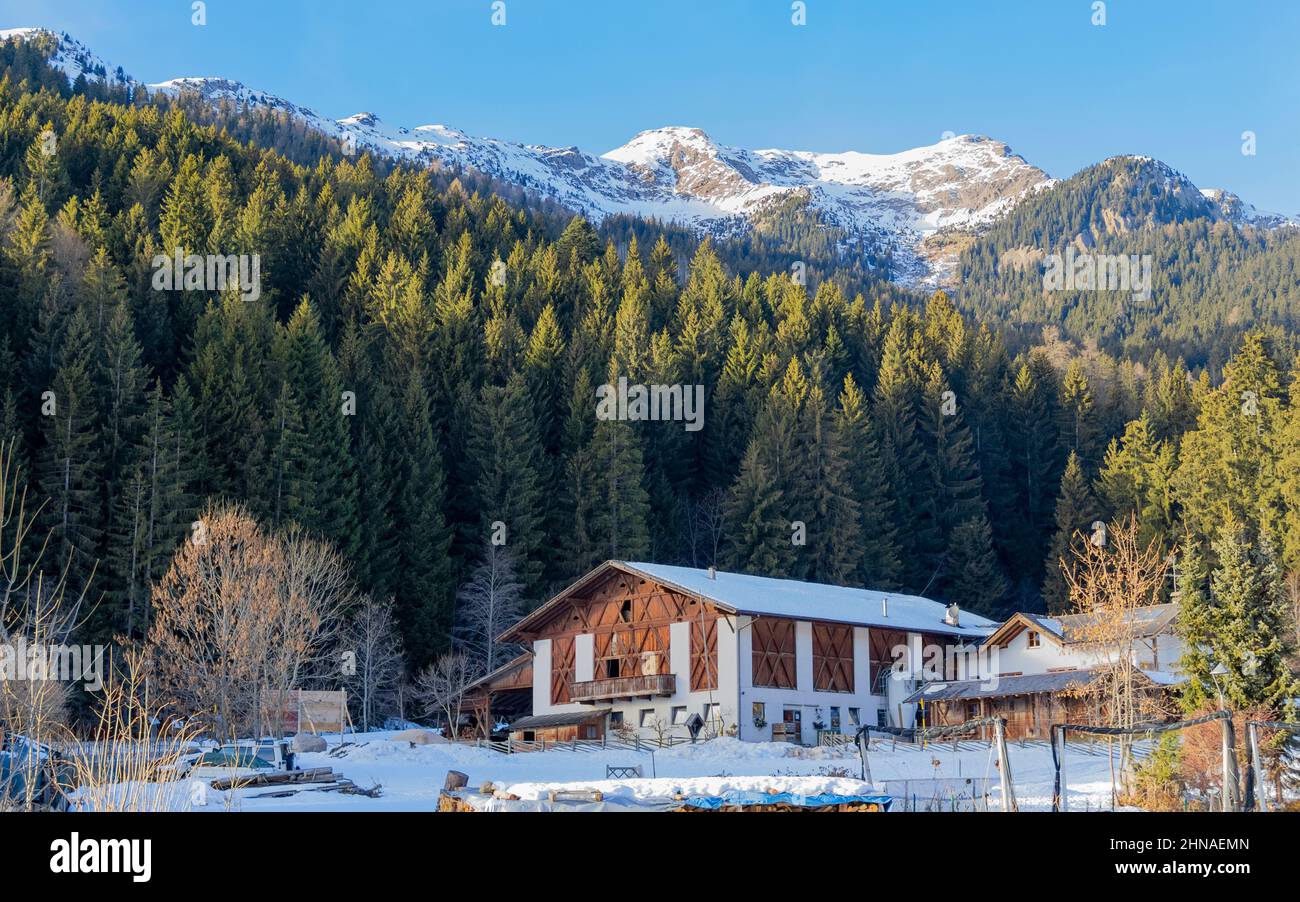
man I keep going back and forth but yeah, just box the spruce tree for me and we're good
[1042,451,1100,613]
[945,517,1009,617]
[38,307,101,588]
[1178,517,1299,712]
[723,443,794,577]
[834,372,902,588]
[468,374,546,595]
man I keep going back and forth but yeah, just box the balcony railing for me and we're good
[571,673,676,703]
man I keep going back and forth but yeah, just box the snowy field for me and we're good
[154,732,1145,813]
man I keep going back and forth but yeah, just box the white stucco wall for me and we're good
[736,616,893,743]
[993,626,1185,677]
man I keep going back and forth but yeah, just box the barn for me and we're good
[497,560,997,745]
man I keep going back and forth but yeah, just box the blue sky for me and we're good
[6,0,1299,211]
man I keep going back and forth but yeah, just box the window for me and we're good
[812,622,854,692]
[671,706,688,725]
[609,711,624,729]
[876,708,888,728]
[830,707,841,730]
[848,707,861,727]
[1027,630,1041,648]
[752,701,766,724]
[639,708,657,728]
[751,618,797,688]
[704,703,721,725]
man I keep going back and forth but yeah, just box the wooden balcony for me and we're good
[571,673,676,703]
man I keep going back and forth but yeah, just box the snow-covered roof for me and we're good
[617,562,996,637]
[902,667,1184,703]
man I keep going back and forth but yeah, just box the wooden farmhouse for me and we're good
[492,560,996,745]
[904,606,1184,739]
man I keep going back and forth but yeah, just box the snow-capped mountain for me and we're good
[5,27,1295,286]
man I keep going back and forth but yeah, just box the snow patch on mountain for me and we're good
[1201,187,1299,229]
[6,26,1295,286]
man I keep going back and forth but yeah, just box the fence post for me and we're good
[1220,713,1240,813]
[1247,722,1267,812]
[994,717,1017,813]
[1055,725,1068,812]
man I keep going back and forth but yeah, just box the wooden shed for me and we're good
[508,709,610,744]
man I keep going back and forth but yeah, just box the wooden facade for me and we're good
[551,636,575,705]
[868,628,906,695]
[505,566,725,706]
[689,613,718,691]
[750,618,797,689]
[812,622,854,693]
[921,692,1100,740]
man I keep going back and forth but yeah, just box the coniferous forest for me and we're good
[2,31,1300,702]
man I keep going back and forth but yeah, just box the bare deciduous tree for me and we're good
[0,439,93,808]
[1062,513,1173,788]
[145,504,350,741]
[414,653,479,741]
[340,594,404,732]
[452,543,523,674]
[684,488,726,568]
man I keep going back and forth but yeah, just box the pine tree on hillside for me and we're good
[1173,332,1285,550]
[278,298,360,557]
[872,318,929,588]
[1006,359,1061,578]
[833,372,902,589]
[266,382,308,529]
[587,417,652,562]
[337,323,400,596]
[37,306,101,588]
[792,382,860,585]
[392,369,455,668]
[1058,359,1102,469]
[1178,517,1299,712]
[723,443,794,577]
[1042,451,1101,613]
[469,374,546,595]
[919,366,985,584]
[946,517,1009,617]
[95,274,148,492]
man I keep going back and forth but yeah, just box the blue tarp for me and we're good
[679,791,893,811]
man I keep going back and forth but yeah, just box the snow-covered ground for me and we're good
[143,732,1143,813]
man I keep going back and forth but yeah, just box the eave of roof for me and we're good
[509,709,611,731]
[500,561,997,643]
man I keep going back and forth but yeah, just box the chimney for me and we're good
[881,596,889,618]
[707,566,716,580]
[944,603,960,627]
